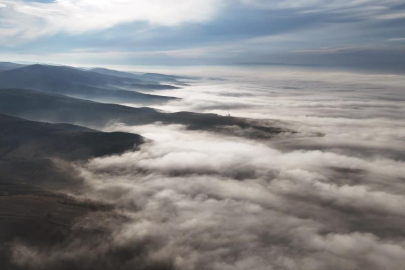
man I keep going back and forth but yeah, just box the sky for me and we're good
[0,0,405,70]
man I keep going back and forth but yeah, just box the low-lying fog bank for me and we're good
[10,67,405,270]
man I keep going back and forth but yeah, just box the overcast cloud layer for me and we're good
[10,67,405,270]
[1,0,405,69]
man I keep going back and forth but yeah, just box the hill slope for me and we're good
[0,113,143,161]
[0,114,140,270]
[0,62,26,72]
[0,112,144,191]
[0,88,287,139]
[0,65,177,104]
[91,67,188,86]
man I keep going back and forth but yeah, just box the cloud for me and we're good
[11,120,405,270]
[6,67,405,270]
[1,0,405,45]
[0,0,223,44]
[240,0,399,14]
[1,0,405,70]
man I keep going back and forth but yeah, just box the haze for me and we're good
[0,1,404,270]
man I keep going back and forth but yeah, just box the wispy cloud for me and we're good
[1,0,405,68]
[1,0,404,45]
[0,0,223,44]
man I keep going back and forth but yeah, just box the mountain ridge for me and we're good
[0,88,289,139]
[0,64,178,104]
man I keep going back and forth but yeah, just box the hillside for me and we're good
[0,62,25,72]
[0,88,288,139]
[0,65,178,104]
[0,113,143,161]
[91,67,188,86]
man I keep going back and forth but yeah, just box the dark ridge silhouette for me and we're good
[0,113,143,161]
[0,62,26,72]
[143,72,186,81]
[119,83,180,91]
[0,64,178,104]
[91,67,189,86]
[0,112,144,189]
[0,88,290,139]
[90,67,157,81]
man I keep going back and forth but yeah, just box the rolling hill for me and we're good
[0,62,25,72]
[0,64,178,104]
[0,114,138,270]
[0,112,142,197]
[0,88,288,139]
[90,67,188,86]
[0,113,143,187]
[0,113,143,161]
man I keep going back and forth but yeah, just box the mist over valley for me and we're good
[0,62,404,270]
[1,0,405,269]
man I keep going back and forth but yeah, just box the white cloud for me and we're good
[0,0,223,44]
[13,121,405,270]
[1,0,403,46]
[7,67,405,270]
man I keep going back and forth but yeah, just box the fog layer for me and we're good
[11,67,405,270]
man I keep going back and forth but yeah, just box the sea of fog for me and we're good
[13,67,405,270]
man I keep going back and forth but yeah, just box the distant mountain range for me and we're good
[89,67,188,86]
[0,62,294,270]
[0,62,26,72]
[0,61,290,141]
[0,88,287,139]
[0,64,178,104]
